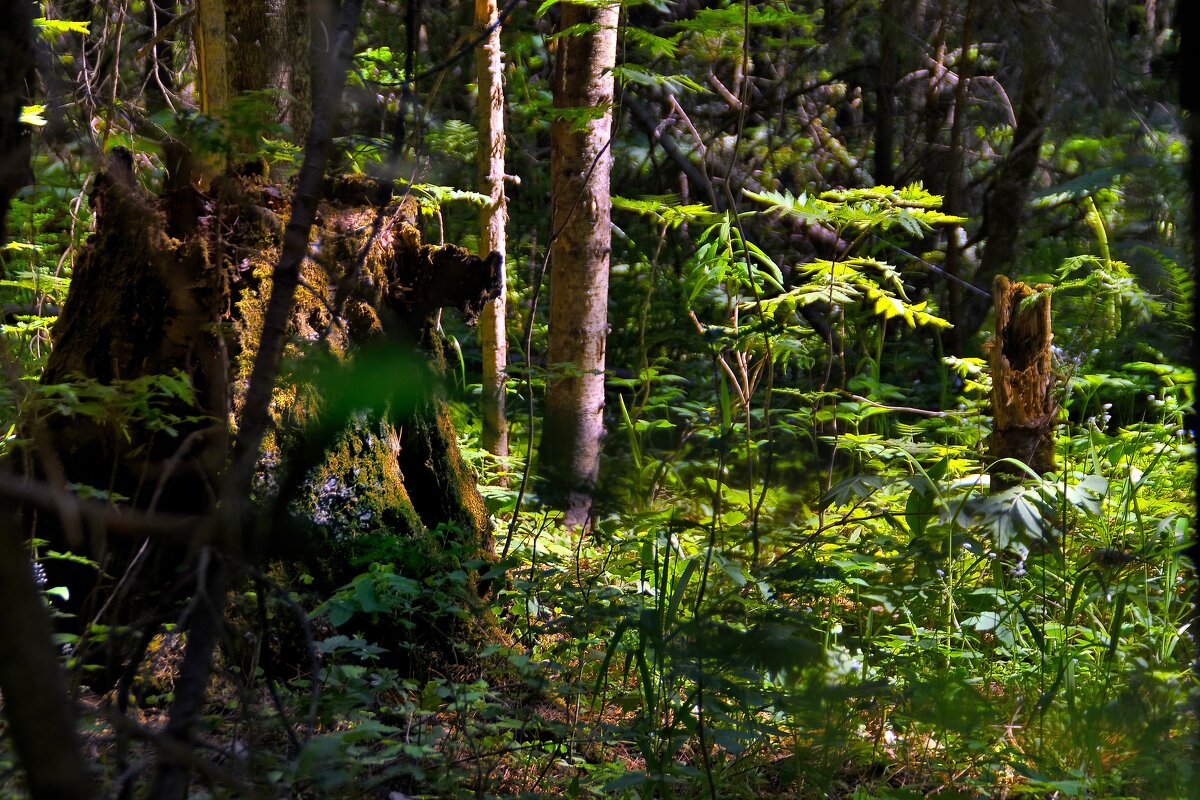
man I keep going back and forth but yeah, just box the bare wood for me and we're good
[838,391,949,418]
[476,0,509,470]
[987,276,1056,489]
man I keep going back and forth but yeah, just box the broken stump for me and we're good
[987,276,1057,490]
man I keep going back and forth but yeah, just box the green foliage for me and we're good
[0,0,1192,797]
[33,16,90,37]
[26,370,202,440]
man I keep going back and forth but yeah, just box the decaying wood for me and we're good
[23,129,499,709]
[151,5,363,788]
[987,275,1057,489]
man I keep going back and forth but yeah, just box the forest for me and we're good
[0,0,1195,798]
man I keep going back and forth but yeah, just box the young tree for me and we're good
[541,0,619,526]
[476,0,509,470]
[959,0,1061,336]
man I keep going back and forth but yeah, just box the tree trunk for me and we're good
[34,169,499,635]
[542,0,619,527]
[5,2,501,795]
[0,0,36,271]
[1179,0,1199,599]
[872,0,901,187]
[959,0,1060,338]
[225,0,313,139]
[476,0,509,472]
[943,0,974,354]
[194,0,230,113]
[0,511,95,800]
[987,276,1056,489]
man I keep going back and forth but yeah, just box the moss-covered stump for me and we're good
[32,153,231,638]
[23,155,503,676]
[987,276,1057,490]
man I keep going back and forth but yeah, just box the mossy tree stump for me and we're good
[987,275,1057,490]
[23,155,502,675]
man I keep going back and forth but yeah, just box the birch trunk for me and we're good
[476,0,509,472]
[542,0,619,527]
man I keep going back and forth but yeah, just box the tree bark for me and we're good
[151,5,364,796]
[194,0,230,113]
[959,0,1060,338]
[987,276,1056,489]
[1179,0,1199,630]
[6,1,500,795]
[943,0,974,354]
[542,0,619,527]
[872,0,902,187]
[0,0,36,273]
[225,0,313,139]
[0,511,96,800]
[476,0,509,472]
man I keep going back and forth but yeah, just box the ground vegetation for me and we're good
[0,1,1193,798]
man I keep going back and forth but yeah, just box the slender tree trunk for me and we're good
[873,0,901,187]
[0,512,96,800]
[0,0,36,271]
[943,0,974,353]
[194,0,230,114]
[1179,0,1200,658]
[476,0,509,473]
[542,0,619,527]
[959,0,1059,337]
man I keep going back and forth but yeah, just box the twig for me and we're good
[0,470,202,542]
[837,389,950,417]
[134,8,193,60]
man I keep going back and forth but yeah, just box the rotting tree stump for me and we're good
[19,154,502,681]
[987,275,1057,490]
